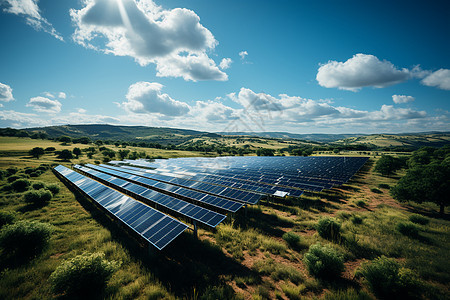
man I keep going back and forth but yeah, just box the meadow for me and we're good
[0,136,448,299]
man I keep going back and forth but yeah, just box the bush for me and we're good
[23,189,52,206]
[29,171,42,177]
[370,188,382,194]
[351,215,363,225]
[0,211,16,228]
[1,183,12,192]
[303,243,344,279]
[397,222,419,238]
[49,252,120,297]
[355,200,367,208]
[316,217,341,241]
[6,167,18,176]
[282,231,300,247]
[46,183,60,195]
[378,183,391,189]
[11,179,31,192]
[7,175,21,183]
[32,182,46,190]
[409,214,429,225]
[356,256,422,299]
[0,220,53,258]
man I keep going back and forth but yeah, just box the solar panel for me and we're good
[100,164,262,205]
[73,165,226,228]
[82,164,243,213]
[53,165,188,250]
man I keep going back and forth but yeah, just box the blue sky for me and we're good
[0,0,449,134]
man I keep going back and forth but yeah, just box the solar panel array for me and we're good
[116,156,369,195]
[73,165,227,228]
[100,164,262,205]
[55,156,368,250]
[54,165,188,250]
[82,164,243,213]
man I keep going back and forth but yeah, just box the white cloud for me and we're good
[421,69,450,90]
[0,110,49,127]
[239,51,248,60]
[219,58,232,70]
[317,54,412,91]
[0,82,14,102]
[77,108,87,114]
[121,81,190,116]
[43,91,54,98]
[392,94,415,104]
[26,96,62,113]
[58,92,66,99]
[2,0,63,40]
[70,0,227,81]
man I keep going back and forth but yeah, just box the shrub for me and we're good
[370,188,382,194]
[356,256,422,299]
[32,182,46,190]
[29,171,42,177]
[6,167,18,176]
[351,215,363,225]
[355,200,367,208]
[11,179,31,192]
[409,214,429,225]
[378,183,390,189]
[303,243,344,279]
[24,168,36,174]
[316,217,341,241]
[49,252,120,297]
[0,220,53,258]
[282,231,300,247]
[7,175,21,183]
[397,222,419,238]
[45,147,56,152]
[46,183,60,195]
[23,189,52,206]
[0,211,16,228]
[1,183,12,192]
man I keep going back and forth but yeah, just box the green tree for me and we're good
[256,148,275,156]
[58,149,73,161]
[29,147,45,159]
[374,155,402,176]
[73,147,82,158]
[58,136,72,144]
[391,163,449,214]
[118,149,130,160]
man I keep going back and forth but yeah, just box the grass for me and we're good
[0,137,448,299]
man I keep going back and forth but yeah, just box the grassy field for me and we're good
[0,137,448,299]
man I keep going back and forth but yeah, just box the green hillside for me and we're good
[24,124,209,145]
[334,132,450,149]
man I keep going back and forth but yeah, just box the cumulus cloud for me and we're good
[0,82,14,102]
[421,69,450,90]
[58,92,66,99]
[121,81,190,116]
[239,51,248,60]
[392,94,415,104]
[1,0,63,40]
[219,58,232,70]
[26,96,61,113]
[317,54,412,91]
[70,0,227,81]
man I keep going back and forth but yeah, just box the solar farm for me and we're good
[54,156,369,251]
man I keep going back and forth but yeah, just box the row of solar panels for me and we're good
[54,165,188,250]
[121,156,368,184]
[115,156,368,192]
[55,163,252,250]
